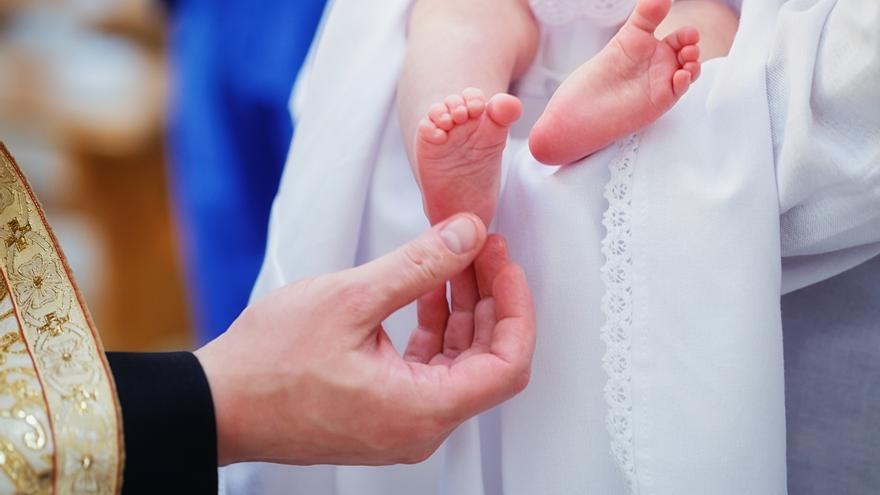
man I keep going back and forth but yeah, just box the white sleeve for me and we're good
[288,0,335,125]
[769,0,880,291]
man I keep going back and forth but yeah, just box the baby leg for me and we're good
[399,0,539,203]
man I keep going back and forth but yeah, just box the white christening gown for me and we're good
[222,0,880,493]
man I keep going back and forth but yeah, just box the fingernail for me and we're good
[440,216,479,254]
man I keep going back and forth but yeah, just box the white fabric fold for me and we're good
[772,0,880,290]
[629,1,786,486]
[251,0,412,291]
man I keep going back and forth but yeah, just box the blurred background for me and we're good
[0,0,327,350]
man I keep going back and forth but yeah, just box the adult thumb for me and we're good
[345,213,487,327]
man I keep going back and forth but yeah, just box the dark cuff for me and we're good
[107,352,218,495]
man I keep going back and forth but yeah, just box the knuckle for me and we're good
[401,240,443,283]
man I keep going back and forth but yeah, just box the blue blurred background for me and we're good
[0,0,326,349]
[164,0,326,343]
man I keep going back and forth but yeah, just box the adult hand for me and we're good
[194,213,535,466]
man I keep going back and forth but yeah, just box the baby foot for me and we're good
[416,88,522,226]
[529,0,701,165]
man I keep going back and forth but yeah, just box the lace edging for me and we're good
[600,134,640,494]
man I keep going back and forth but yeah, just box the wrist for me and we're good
[194,342,242,466]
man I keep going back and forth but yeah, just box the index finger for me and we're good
[435,262,536,417]
[475,234,510,298]
[488,263,535,365]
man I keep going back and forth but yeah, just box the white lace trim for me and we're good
[528,0,636,27]
[600,134,640,494]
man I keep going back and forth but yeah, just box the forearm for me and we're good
[398,0,538,172]
[657,0,738,61]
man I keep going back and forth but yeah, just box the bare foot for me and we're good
[528,0,701,165]
[416,88,522,226]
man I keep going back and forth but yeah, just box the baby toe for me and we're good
[418,118,448,144]
[429,103,454,130]
[672,69,692,97]
[486,93,522,127]
[629,0,672,34]
[683,61,701,81]
[676,26,700,47]
[451,105,470,124]
[463,88,486,118]
[419,119,449,144]
[444,94,468,124]
[679,45,700,64]
[664,26,699,52]
[462,87,485,101]
[466,98,486,118]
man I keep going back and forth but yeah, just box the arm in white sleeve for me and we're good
[768,0,880,291]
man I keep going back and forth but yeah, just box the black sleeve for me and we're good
[107,352,218,495]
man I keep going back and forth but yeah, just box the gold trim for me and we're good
[0,144,123,495]
[0,434,50,494]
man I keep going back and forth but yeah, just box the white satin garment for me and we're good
[222,0,880,494]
